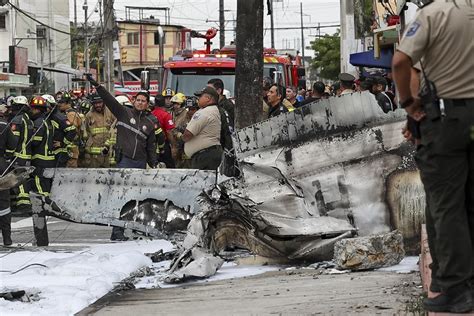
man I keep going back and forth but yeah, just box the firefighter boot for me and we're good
[0,213,12,246]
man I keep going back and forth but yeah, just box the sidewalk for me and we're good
[79,268,422,315]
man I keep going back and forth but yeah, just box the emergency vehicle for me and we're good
[162,28,306,97]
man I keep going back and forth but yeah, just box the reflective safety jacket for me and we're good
[65,108,82,159]
[10,112,34,164]
[84,107,115,155]
[51,110,77,161]
[31,114,56,168]
[97,86,157,166]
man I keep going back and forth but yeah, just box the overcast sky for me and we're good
[71,0,341,56]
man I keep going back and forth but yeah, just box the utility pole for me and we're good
[83,0,89,75]
[235,0,263,128]
[300,2,304,60]
[74,0,77,28]
[219,0,225,48]
[103,0,115,92]
[270,0,275,48]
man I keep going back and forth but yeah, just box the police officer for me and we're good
[181,86,223,170]
[392,0,474,312]
[7,96,34,213]
[83,94,115,168]
[0,104,17,246]
[338,73,355,95]
[267,83,289,118]
[30,96,56,197]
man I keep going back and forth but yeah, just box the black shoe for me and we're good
[3,235,12,246]
[423,284,473,313]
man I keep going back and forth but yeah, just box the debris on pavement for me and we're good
[333,230,405,270]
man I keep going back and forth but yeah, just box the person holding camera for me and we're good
[392,0,474,312]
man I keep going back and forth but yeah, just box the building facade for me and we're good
[0,0,74,97]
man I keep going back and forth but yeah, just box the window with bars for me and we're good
[127,32,139,45]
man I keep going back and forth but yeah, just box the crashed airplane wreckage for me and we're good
[31,91,425,280]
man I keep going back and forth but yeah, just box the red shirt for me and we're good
[152,107,175,135]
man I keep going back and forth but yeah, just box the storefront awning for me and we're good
[349,49,393,70]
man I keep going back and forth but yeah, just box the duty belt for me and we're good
[191,145,221,159]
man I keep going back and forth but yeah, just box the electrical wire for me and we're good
[7,1,71,36]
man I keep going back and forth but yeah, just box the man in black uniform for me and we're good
[30,96,56,197]
[7,96,34,213]
[267,83,289,118]
[392,0,474,312]
[207,78,234,128]
[0,104,17,246]
[86,74,158,241]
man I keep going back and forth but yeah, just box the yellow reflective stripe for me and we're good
[155,128,163,135]
[64,125,76,132]
[17,192,30,198]
[20,117,29,156]
[14,152,31,159]
[53,148,68,154]
[35,176,49,196]
[51,121,59,128]
[33,136,43,141]
[32,154,55,160]
[6,149,14,153]
[16,200,32,205]
[289,108,295,112]
[64,138,73,145]
[87,147,103,154]
[158,143,165,149]
[13,131,20,136]
[90,127,108,135]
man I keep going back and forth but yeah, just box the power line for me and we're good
[7,1,71,36]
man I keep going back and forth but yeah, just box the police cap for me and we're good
[194,86,219,102]
[338,73,355,83]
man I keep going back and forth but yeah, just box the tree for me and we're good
[310,31,341,81]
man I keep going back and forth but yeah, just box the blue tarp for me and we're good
[349,49,393,69]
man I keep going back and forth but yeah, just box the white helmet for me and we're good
[42,94,57,105]
[115,95,132,107]
[0,104,8,114]
[12,96,28,106]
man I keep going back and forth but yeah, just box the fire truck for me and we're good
[162,28,306,97]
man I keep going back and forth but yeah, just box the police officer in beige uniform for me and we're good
[181,87,222,170]
[392,0,474,312]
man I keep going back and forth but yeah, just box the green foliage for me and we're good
[310,31,341,81]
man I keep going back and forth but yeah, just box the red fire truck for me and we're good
[162,28,306,97]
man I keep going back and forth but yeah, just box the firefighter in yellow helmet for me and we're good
[83,94,116,168]
[161,88,175,111]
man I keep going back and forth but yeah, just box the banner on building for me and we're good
[9,46,28,75]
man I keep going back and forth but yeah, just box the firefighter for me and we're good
[57,93,82,168]
[0,104,17,246]
[7,96,34,213]
[161,88,175,112]
[42,95,77,168]
[30,96,56,197]
[169,93,188,168]
[83,94,115,168]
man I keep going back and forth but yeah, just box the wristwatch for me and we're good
[399,97,414,108]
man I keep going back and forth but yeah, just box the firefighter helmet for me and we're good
[42,94,57,105]
[11,96,29,106]
[161,88,175,97]
[170,93,185,104]
[30,96,48,108]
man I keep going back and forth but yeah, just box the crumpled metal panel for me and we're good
[234,92,419,237]
[35,168,217,236]
[0,166,34,190]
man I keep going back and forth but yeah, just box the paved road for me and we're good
[80,269,422,315]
